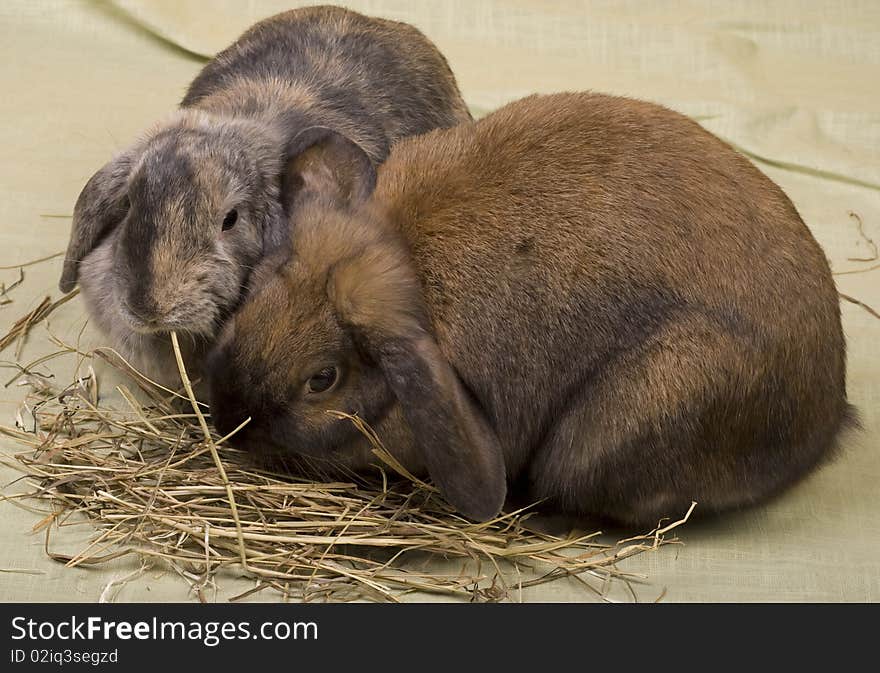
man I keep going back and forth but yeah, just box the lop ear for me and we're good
[280,126,376,215]
[331,243,506,522]
[375,333,507,521]
[59,154,135,292]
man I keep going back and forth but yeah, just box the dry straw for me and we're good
[0,283,695,603]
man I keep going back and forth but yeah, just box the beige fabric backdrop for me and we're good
[0,0,878,601]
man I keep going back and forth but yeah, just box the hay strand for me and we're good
[846,211,878,262]
[170,330,250,571]
[0,307,689,602]
[0,290,79,356]
[839,292,880,320]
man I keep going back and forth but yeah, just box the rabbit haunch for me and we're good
[60,6,471,387]
[209,92,853,524]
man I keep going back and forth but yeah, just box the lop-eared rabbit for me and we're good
[60,5,471,386]
[208,92,853,524]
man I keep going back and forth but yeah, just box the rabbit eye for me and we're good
[222,209,238,231]
[307,366,338,394]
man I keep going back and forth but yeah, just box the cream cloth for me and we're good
[0,0,877,601]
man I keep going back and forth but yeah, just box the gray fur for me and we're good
[62,6,471,387]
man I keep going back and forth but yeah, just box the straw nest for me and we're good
[0,280,693,603]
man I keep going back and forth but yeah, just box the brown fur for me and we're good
[209,92,853,524]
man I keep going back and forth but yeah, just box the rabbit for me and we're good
[60,5,471,388]
[206,92,855,525]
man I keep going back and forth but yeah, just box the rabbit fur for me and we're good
[206,92,854,524]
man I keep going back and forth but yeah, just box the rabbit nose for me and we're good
[208,350,256,436]
[124,292,162,323]
[210,388,254,441]
[210,388,277,455]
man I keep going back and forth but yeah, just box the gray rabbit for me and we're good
[207,93,854,524]
[60,5,471,386]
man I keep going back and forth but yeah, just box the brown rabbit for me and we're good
[61,5,471,387]
[207,92,854,524]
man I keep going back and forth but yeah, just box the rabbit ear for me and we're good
[59,154,135,292]
[281,126,376,214]
[374,333,507,521]
[330,242,506,521]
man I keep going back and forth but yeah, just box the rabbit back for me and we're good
[375,92,851,523]
[183,5,472,160]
